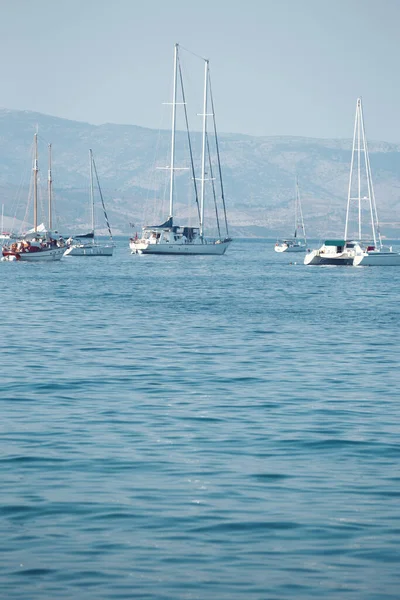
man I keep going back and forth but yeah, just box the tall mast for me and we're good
[297,179,307,245]
[359,100,379,248]
[33,132,38,232]
[345,98,379,247]
[1,204,3,233]
[294,177,298,238]
[169,43,178,221]
[357,99,362,239]
[48,143,52,230]
[199,59,209,239]
[345,99,360,240]
[89,149,95,234]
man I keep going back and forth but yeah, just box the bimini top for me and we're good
[324,240,346,246]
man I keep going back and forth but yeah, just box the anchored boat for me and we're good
[304,239,363,265]
[130,44,231,256]
[275,179,307,253]
[2,135,66,262]
[305,98,400,266]
[64,150,114,257]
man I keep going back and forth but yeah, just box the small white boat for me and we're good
[64,240,113,257]
[2,135,66,262]
[275,180,307,253]
[275,239,305,253]
[306,98,400,267]
[64,150,114,257]
[130,44,231,256]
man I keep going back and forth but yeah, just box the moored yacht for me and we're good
[64,150,114,257]
[131,218,229,255]
[2,135,66,262]
[305,98,400,267]
[130,44,231,256]
[353,245,400,266]
[275,179,307,253]
[304,239,363,265]
[275,239,306,253]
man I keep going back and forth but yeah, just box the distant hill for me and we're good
[1,108,400,237]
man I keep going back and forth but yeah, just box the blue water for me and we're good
[1,238,400,599]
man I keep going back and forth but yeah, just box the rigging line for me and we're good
[91,156,114,242]
[21,142,36,232]
[12,141,32,232]
[178,57,201,223]
[178,44,207,62]
[36,132,51,146]
[144,103,167,227]
[208,69,229,238]
[206,132,221,239]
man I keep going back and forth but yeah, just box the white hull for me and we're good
[275,244,305,253]
[353,250,400,266]
[64,244,114,257]
[2,246,65,262]
[130,240,231,255]
[304,249,355,266]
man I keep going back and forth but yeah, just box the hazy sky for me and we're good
[1,0,400,141]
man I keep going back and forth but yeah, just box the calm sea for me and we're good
[1,238,400,599]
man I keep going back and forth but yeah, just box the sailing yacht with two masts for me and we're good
[2,133,66,261]
[64,150,114,257]
[130,43,231,255]
[305,98,400,266]
[275,179,307,252]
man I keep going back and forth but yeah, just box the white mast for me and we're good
[359,100,380,248]
[295,178,307,244]
[89,149,95,235]
[169,43,178,221]
[345,98,379,247]
[357,99,362,239]
[345,102,358,240]
[199,59,209,239]
[48,143,52,230]
[294,177,298,238]
[33,132,38,232]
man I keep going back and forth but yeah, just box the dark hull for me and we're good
[318,257,354,266]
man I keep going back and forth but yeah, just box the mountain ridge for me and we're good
[1,107,400,237]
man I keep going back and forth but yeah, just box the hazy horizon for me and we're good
[1,0,400,142]
[1,105,400,146]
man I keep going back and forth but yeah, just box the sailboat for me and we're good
[2,134,66,262]
[305,98,400,266]
[64,149,114,257]
[130,43,232,256]
[275,179,307,252]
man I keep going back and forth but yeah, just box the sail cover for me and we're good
[75,231,95,239]
[144,217,173,229]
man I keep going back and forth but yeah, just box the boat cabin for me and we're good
[142,223,200,245]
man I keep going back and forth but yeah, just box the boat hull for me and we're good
[304,250,354,266]
[353,251,400,266]
[130,240,231,255]
[275,244,305,253]
[2,246,65,261]
[64,244,114,257]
